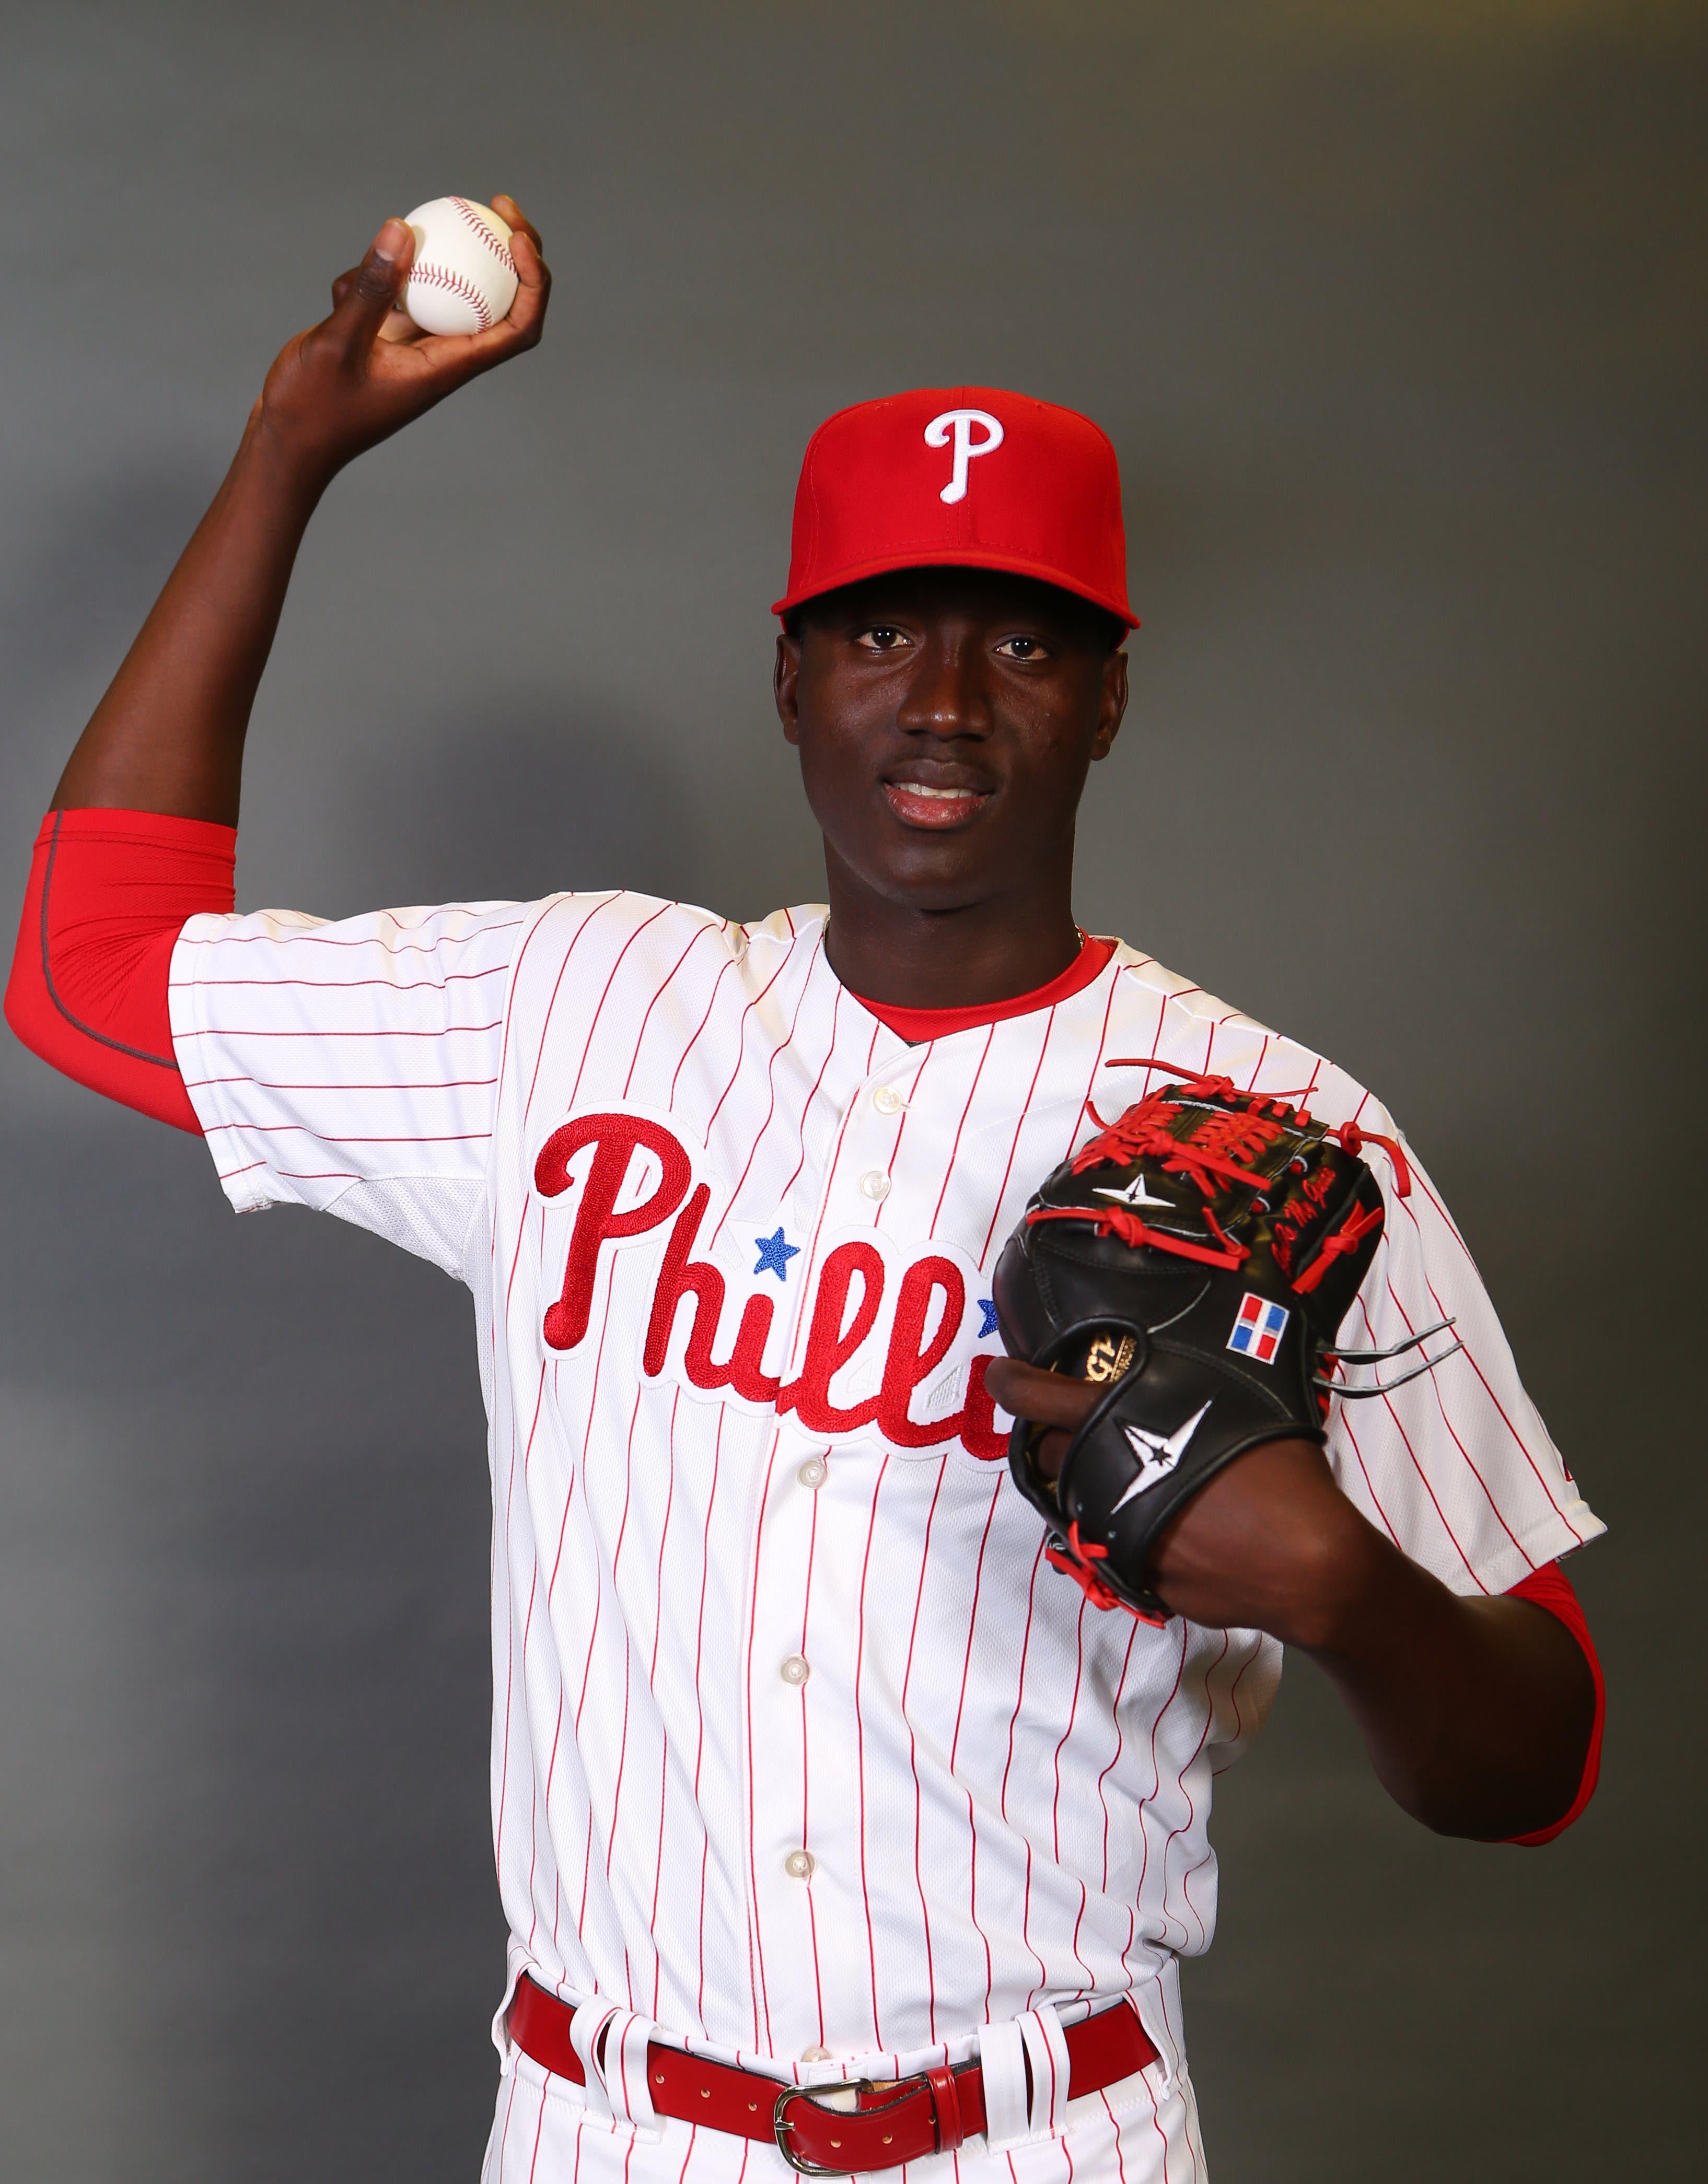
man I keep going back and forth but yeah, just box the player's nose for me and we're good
[894,635,993,740]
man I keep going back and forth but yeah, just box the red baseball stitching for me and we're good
[407,263,493,330]
[448,195,518,275]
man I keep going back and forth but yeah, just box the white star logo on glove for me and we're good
[1095,1173,1175,1210]
[1111,1399,1214,1506]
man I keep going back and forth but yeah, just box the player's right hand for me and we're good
[250,196,550,484]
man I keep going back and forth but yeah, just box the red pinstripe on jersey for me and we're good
[689,1414,725,2029]
[643,1390,682,2001]
[795,1451,829,2049]
[1391,1186,1591,1544]
[705,946,824,1250]
[900,1456,951,2039]
[999,1537,1054,2007]
[928,1023,995,1237]
[949,1469,1005,2005]
[524,896,625,1123]
[167,887,1602,2184]
[977,1006,1061,1264]
[853,1450,894,2047]
[741,1430,784,2054]
[1347,1291,1485,1588]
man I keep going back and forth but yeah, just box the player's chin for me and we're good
[867,846,1014,916]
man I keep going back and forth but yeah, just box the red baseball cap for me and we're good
[772,385,1136,628]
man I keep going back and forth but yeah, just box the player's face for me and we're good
[775,569,1128,915]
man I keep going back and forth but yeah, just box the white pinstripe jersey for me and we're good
[169,890,1601,2179]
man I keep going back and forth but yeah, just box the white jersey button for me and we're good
[797,1457,828,1490]
[859,1170,892,1201]
[780,1654,811,1686]
[873,1085,905,1115]
[801,2046,832,2064]
[784,1849,816,1882]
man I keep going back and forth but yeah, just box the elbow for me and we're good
[1407,1635,1601,1846]
[6,814,211,1134]
[5,888,58,1072]
[1501,1665,1603,1848]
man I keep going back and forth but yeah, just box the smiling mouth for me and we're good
[882,779,994,829]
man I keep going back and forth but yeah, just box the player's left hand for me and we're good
[983,1356,1370,1643]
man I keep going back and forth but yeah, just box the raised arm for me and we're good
[8,202,550,1127]
[52,199,550,824]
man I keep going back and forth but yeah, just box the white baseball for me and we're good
[398,197,519,336]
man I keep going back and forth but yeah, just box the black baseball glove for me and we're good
[992,1067,1455,1621]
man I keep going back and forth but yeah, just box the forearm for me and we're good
[1300,1521,1597,1840]
[48,200,550,827]
[52,416,324,826]
[1130,1432,1597,1840]
[987,1358,1601,1841]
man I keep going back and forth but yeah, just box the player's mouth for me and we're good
[881,776,995,829]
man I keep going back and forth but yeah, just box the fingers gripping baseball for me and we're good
[326,218,415,351]
[476,196,550,350]
[255,198,551,485]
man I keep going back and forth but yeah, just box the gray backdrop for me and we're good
[3,3,1701,2178]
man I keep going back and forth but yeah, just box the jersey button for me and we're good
[784,1849,816,1882]
[859,1170,891,1201]
[801,2046,832,2064]
[873,1085,904,1115]
[780,1654,810,1686]
[797,1457,828,1490]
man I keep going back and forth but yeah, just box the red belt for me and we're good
[508,1977,1158,2175]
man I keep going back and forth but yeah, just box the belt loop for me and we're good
[609,2012,661,2138]
[978,2018,1029,2152]
[570,2002,662,2140]
[1018,2004,1071,2140]
[924,2066,965,2155]
[569,2000,618,2113]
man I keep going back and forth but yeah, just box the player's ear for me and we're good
[1090,645,1128,763]
[775,630,803,746]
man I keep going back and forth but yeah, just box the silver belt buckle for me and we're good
[774,2077,922,2177]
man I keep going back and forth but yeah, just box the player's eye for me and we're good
[854,625,912,653]
[994,635,1051,661]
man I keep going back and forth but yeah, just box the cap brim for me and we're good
[772,548,1138,629]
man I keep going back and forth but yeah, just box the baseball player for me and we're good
[8,208,1605,2182]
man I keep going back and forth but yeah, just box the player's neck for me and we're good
[818,856,1084,1011]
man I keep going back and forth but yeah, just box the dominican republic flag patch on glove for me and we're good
[1228,1293,1288,1362]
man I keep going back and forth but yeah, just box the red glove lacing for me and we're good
[1029,1066,1411,1280]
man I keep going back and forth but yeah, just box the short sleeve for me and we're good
[168,898,534,1280]
[1322,1131,1604,1596]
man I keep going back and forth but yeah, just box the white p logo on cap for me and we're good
[924,407,1005,504]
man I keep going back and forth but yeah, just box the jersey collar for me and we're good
[845,932,1117,1044]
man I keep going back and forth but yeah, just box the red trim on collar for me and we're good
[851,933,1116,1043]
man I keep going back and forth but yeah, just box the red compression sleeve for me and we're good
[1501,1560,1605,1845]
[5,808,236,1134]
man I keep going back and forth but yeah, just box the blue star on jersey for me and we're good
[979,1297,1000,1337]
[753,1227,800,1281]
